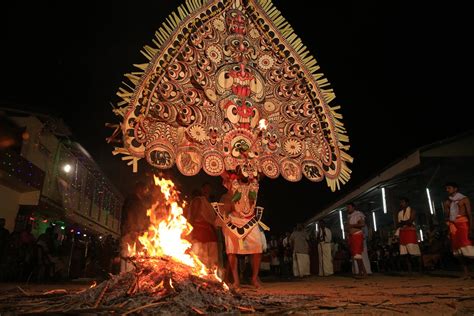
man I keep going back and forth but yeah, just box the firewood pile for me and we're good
[0,257,317,315]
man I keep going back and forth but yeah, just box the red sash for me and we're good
[399,226,418,245]
[348,232,364,257]
[450,216,472,251]
[191,221,217,243]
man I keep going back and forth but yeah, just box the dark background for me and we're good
[2,0,471,233]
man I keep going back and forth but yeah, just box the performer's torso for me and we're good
[445,197,469,218]
[455,199,468,217]
[398,206,414,227]
[348,211,364,235]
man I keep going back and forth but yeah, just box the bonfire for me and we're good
[125,176,227,288]
[0,177,258,314]
[0,176,320,314]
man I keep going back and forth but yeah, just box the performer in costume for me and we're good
[396,197,421,273]
[109,0,355,281]
[346,202,367,278]
[444,182,474,277]
[218,172,264,288]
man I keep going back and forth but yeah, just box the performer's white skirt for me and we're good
[400,243,421,256]
[293,253,310,277]
[224,216,262,254]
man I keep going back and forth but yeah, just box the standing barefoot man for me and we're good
[346,202,367,278]
[444,182,474,277]
[397,197,421,273]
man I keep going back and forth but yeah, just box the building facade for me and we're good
[0,113,123,238]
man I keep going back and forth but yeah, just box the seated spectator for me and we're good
[422,228,443,270]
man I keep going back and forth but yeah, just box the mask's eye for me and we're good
[226,105,239,124]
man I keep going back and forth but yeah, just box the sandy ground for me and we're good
[249,273,474,315]
[1,273,473,315]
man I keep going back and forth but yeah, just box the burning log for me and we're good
[0,258,259,314]
[93,283,109,308]
[0,263,320,314]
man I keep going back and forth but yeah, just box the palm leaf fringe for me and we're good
[116,0,209,109]
[326,162,352,192]
[112,147,141,173]
[114,0,210,172]
[255,0,352,190]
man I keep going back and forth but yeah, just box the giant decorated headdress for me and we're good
[111,0,352,192]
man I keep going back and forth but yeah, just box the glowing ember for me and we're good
[127,176,226,286]
[89,281,97,288]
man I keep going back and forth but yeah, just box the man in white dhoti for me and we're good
[317,220,333,276]
[290,224,310,277]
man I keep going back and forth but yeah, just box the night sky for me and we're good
[2,1,471,234]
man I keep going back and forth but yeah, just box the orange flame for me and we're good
[127,176,229,288]
[128,177,200,269]
[90,281,97,288]
[214,267,230,291]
